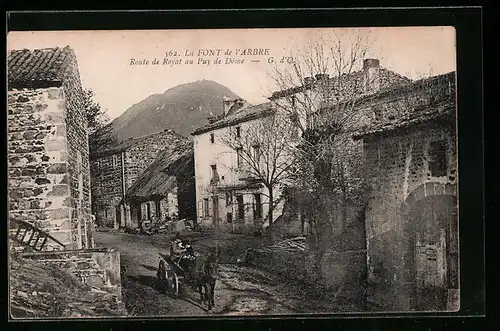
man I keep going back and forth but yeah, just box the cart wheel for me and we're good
[165,265,179,298]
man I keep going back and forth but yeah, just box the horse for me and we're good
[191,254,217,310]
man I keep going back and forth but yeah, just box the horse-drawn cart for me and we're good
[157,251,197,298]
[156,246,217,310]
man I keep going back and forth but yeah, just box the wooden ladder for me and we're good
[9,219,66,251]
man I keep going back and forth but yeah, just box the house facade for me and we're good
[8,46,94,250]
[124,146,196,229]
[353,72,458,311]
[89,129,190,228]
[192,100,289,234]
[267,59,413,238]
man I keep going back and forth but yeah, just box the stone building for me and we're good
[124,146,196,229]
[192,100,285,234]
[8,46,94,250]
[353,72,458,311]
[267,59,413,238]
[89,129,191,228]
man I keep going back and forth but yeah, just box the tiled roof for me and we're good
[352,72,456,139]
[125,145,194,201]
[192,102,275,135]
[352,102,455,140]
[268,67,411,100]
[8,46,77,89]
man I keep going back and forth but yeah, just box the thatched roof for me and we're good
[125,143,194,202]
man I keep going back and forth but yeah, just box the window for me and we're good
[210,133,215,144]
[428,140,447,177]
[203,198,210,217]
[291,95,297,107]
[146,203,151,219]
[236,126,241,138]
[252,145,260,164]
[156,200,161,218]
[210,164,218,179]
[226,192,233,207]
[112,154,119,168]
[254,194,262,220]
[236,195,245,220]
[236,148,243,168]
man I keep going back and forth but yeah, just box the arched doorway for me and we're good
[402,183,458,311]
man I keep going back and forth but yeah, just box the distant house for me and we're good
[353,72,458,312]
[266,59,414,238]
[191,59,414,236]
[124,146,196,228]
[89,129,191,228]
[192,99,286,234]
[7,46,94,250]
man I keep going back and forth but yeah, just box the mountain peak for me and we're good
[106,80,241,141]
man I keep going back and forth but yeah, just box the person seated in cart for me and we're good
[170,234,194,272]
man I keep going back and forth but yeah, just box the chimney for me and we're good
[304,77,315,85]
[363,59,380,93]
[223,97,239,116]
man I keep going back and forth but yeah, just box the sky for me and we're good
[7,27,456,120]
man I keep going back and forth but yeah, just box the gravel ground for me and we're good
[96,230,343,317]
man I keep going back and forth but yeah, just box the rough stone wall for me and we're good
[8,87,75,249]
[176,158,197,221]
[124,133,182,189]
[90,131,185,227]
[19,248,122,302]
[61,54,93,249]
[362,123,457,311]
[246,248,367,311]
[90,153,124,227]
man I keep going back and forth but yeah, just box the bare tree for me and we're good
[262,30,387,277]
[219,110,299,241]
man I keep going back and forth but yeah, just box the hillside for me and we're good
[102,80,241,141]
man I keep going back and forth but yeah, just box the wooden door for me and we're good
[411,195,457,311]
[212,195,219,225]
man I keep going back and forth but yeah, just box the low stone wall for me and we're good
[18,247,122,302]
[246,248,367,310]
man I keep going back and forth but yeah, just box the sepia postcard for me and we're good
[7,25,464,320]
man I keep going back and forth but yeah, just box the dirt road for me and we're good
[96,230,337,317]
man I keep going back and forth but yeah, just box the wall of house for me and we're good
[90,153,124,228]
[362,123,457,311]
[176,157,197,222]
[61,56,93,249]
[193,119,286,233]
[123,132,182,190]
[90,131,186,228]
[8,87,75,250]
[8,80,92,251]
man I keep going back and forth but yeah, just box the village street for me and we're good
[95,230,339,317]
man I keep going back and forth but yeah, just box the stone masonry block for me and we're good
[445,183,455,196]
[47,88,64,100]
[47,184,69,197]
[46,163,67,174]
[44,138,67,151]
[425,183,436,197]
[412,184,425,202]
